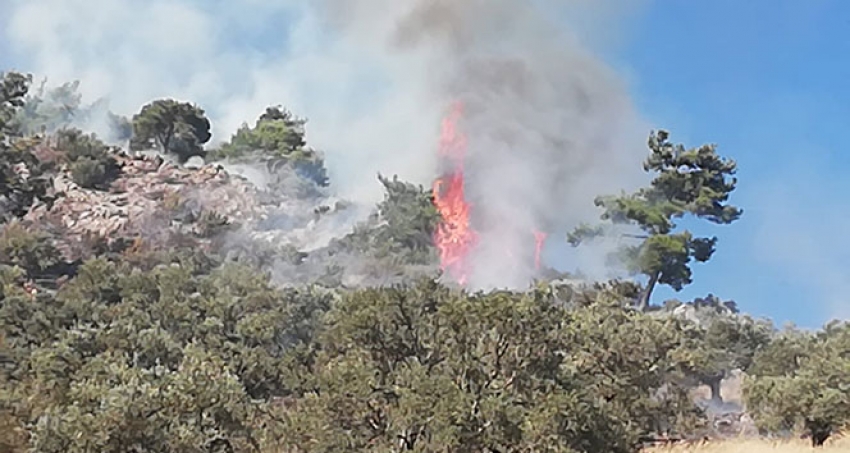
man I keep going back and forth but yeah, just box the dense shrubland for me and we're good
[1,70,847,452]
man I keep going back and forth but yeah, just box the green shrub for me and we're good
[56,128,120,189]
[0,222,60,276]
[210,106,329,187]
[69,156,111,189]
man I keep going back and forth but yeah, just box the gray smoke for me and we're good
[321,0,651,289]
[3,0,651,290]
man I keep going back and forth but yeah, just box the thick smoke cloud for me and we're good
[2,0,445,202]
[3,0,651,290]
[325,0,651,288]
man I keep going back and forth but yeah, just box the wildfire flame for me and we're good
[432,102,477,285]
[432,102,548,285]
[533,230,547,271]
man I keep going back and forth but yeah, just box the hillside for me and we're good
[1,72,849,453]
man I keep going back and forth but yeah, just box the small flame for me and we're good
[533,230,547,271]
[433,102,477,285]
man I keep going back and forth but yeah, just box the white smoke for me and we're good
[3,0,653,289]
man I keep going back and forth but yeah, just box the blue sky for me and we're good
[2,1,848,328]
[614,0,850,327]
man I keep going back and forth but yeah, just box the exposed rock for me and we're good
[184,156,205,169]
[15,144,443,290]
[18,149,378,273]
[673,304,701,325]
[24,153,269,260]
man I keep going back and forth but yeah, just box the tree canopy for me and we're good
[210,106,329,187]
[0,72,52,220]
[0,241,713,452]
[1,72,32,139]
[130,99,211,163]
[744,322,850,446]
[568,130,742,310]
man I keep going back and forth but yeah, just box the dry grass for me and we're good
[644,436,850,453]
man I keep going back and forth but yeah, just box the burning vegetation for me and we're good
[432,101,477,284]
[431,101,551,286]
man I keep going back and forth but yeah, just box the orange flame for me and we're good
[433,102,477,285]
[533,230,547,271]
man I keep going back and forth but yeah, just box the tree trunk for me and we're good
[707,375,723,404]
[160,123,174,153]
[637,271,660,311]
[806,419,831,447]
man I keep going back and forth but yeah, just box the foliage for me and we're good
[210,106,329,187]
[568,130,742,310]
[260,280,709,452]
[217,236,307,269]
[107,112,133,142]
[55,128,121,189]
[0,74,842,452]
[0,222,61,277]
[0,71,32,140]
[0,233,729,452]
[215,106,307,160]
[340,174,440,265]
[0,251,334,453]
[0,144,52,221]
[10,79,83,136]
[130,99,211,163]
[686,317,773,403]
[0,72,54,221]
[695,316,771,393]
[68,157,111,190]
[744,323,850,446]
[654,295,774,402]
[746,326,812,378]
[5,76,132,144]
[661,293,741,314]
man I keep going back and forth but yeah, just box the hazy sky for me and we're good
[1,0,847,328]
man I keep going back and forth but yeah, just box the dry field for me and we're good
[645,436,850,453]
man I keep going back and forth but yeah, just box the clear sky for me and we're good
[1,1,848,328]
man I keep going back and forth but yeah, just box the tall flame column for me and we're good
[432,102,478,285]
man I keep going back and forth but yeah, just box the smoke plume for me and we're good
[323,0,651,288]
[2,0,651,290]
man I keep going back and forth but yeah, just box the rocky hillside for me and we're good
[11,134,444,293]
[2,73,848,453]
[25,152,262,257]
